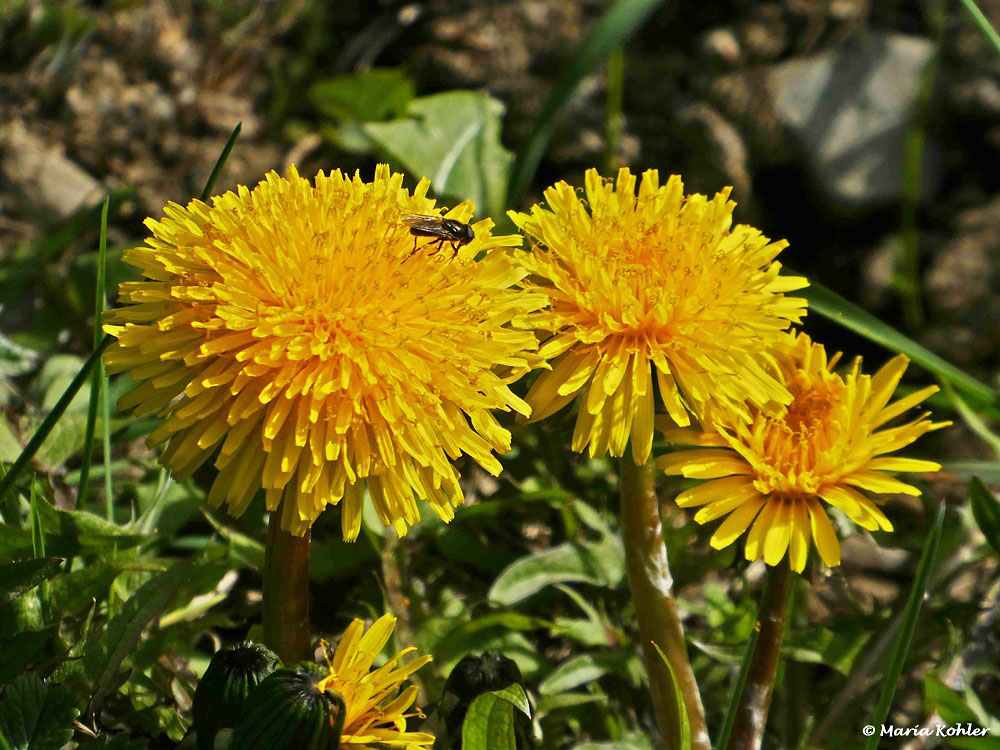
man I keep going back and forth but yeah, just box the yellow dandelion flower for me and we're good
[510,167,807,463]
[318,614,434,748]
[658,332,949,572]
[104,165,542,539]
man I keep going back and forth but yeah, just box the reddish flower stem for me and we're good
[262,508,312,665]
[727,562,794,750]
[620,454,710,750]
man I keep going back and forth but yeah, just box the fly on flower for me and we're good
[401,213,475,259]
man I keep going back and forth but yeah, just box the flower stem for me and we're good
[727,562,794,750]
[620,454,709,750]
[262,508,311,665]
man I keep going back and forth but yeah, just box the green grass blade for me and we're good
[101,361,113,520]
[0,336,113,505]
[30,480,44,559]
[200,121,242,201]
[506,0,663,204]
[716,608,762,750]
[800,279,997,404]
[863,500,945,750]
[942,383,1000,457]
[77,197,110,508]
[958,0,1000,56]
[650,641,692,750]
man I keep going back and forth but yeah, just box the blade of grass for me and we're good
[798,278,997,404]
[716,605,762,750]
[201,121,242,201]
[958,0,1000,56]
[942,382,1000,457]
[77,197,109,509]
[30,480,53,622]
[863,500,945,750]
[100,361,113,520]
[507,0,662,204]
[651,641,692,750]
[0,336,112,506]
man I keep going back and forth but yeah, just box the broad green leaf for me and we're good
[801,279,997,404]
[490,684,531,718]
[864,500,945,750]
[0,629,55,682]
[535,692,606,716]
[489,534,624,606]
[538,653,623,695]
[83,564,192,711]
[0,673,79,750]
[968,477,1000,556]
[924,674,978,726]
[364,91,513,219]
[310,68,414,122]
[507,0,664,203]
[28,411,90,469]
[434,622,546,680]
[0,558,62,606]
[461,687,526,750]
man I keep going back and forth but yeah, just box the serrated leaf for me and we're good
[0,495,147,559]
[364,91,513,219]
[310,68,414,122]
[461,691,516,750]
[969,477,1000,556]
[83,565,190,712]
[0,673,80,750]
[488,535,624,606]
[0,558,62,606]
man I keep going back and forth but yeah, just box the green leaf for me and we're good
[968,477,1000,556]
[488,534,624,606]
[538,653,619,695]
[83,564,191,712]
[202,510,264,569]
[0,629,55,683]
[0,673,80,750]
[0,495,147,559]
[30,411,90,469]
[364,91,513,219]
[924,674,978,726]
[490,684,531,717]
[507,0,664,203]
[864,500,945,750]
[461,689,519,750]
[310,68,414,122]
[783,627,870,676]
[0,558,62,606]
[651,642,691,750]
[800,279,997,404]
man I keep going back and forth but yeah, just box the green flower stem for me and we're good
[620,454,709,750]
[262,508,312,664]
[727,562,794,750]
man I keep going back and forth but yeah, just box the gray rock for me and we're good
[1,119,103,219]
[766,32,937,209]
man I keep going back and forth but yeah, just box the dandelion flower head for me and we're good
[510,168,807,463]
[659,332,949,571]
[318,614,434,747]
[104,165,541,539]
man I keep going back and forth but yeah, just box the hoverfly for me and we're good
[400,213,475,260]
